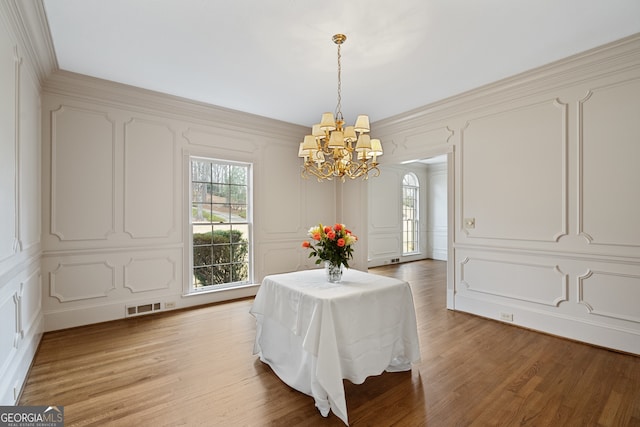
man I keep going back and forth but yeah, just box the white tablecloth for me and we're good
[250,268,421,425]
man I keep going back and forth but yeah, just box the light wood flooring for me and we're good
[19,260,640,426]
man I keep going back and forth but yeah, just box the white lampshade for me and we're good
[343,126,357,142]
[328,130,345,147]
[370,139,383,156]
[312,124,325,138]
[302,135,317,151]
[320,112,336,131]
[354,115,370,133]
[369,138,382,162]
[298,142,306,158]
[355,134,371,152]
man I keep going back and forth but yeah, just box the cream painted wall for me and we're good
[366,34,640,354]
[39,70,337,332]
[0,1,45,405]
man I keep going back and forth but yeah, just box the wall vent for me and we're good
[126,302,162,317]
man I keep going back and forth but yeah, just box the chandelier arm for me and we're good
[302,162,333,181]
[368,165,381,178]
[347,161,368,178]
[318,142,332,156]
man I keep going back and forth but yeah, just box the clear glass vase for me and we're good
[325,261,343,283]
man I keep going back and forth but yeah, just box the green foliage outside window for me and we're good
[193,229,248,287]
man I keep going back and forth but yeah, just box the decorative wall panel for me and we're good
[578,270,640,322]
[367,165,401,265]
[183,127,256,153]
[261,246,301,276]
[399,126,453,159]
[462,100,567,242]
[579,79,640,247]
[0,1,47,405]
[51,106,115,241]
[19,270,41,337]
[0,36,17,261]
[460,257,568,306]
[261,143,302,234]
[0,289,18,367]
[429,229,448,261]
[50,261,115,302]
[369,236,401,258]
[124,257,175,293]
[18,64,41,251]
[369,167,400,229]
[376,125,452,164]
[124,118,175,238]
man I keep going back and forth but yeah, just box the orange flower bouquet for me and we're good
[302,223,358,282]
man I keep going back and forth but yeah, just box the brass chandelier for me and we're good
[299,34,383,181]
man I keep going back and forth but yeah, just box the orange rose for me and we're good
[327,231,336,240]
[302,241,311,248]
[313,232,321,241]
[324,226,332,233]
[337,238,345,247]
[334,223,343,231]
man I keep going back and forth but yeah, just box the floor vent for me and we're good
[126,302,162,317]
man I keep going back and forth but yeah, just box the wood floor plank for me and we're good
[19,260,640,426]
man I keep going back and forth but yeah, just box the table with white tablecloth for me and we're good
[250,268,421,425]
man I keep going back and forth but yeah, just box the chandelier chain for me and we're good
[335,43,343,122]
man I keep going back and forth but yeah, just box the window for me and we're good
[190,158,251,292]
[402,172,419,255]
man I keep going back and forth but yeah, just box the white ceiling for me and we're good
[42,0,640,127]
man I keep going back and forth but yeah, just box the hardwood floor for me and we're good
[20,260,640,426]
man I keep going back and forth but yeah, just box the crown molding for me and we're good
[0,0,57,83]
[43,69,307,139]
[374,32,640,131]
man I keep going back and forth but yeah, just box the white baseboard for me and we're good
[44,284,259,332]
[454,294,640,355]
[0,314,43,405]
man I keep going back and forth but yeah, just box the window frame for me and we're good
[402,172,420,256]
[187,155,253,295]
